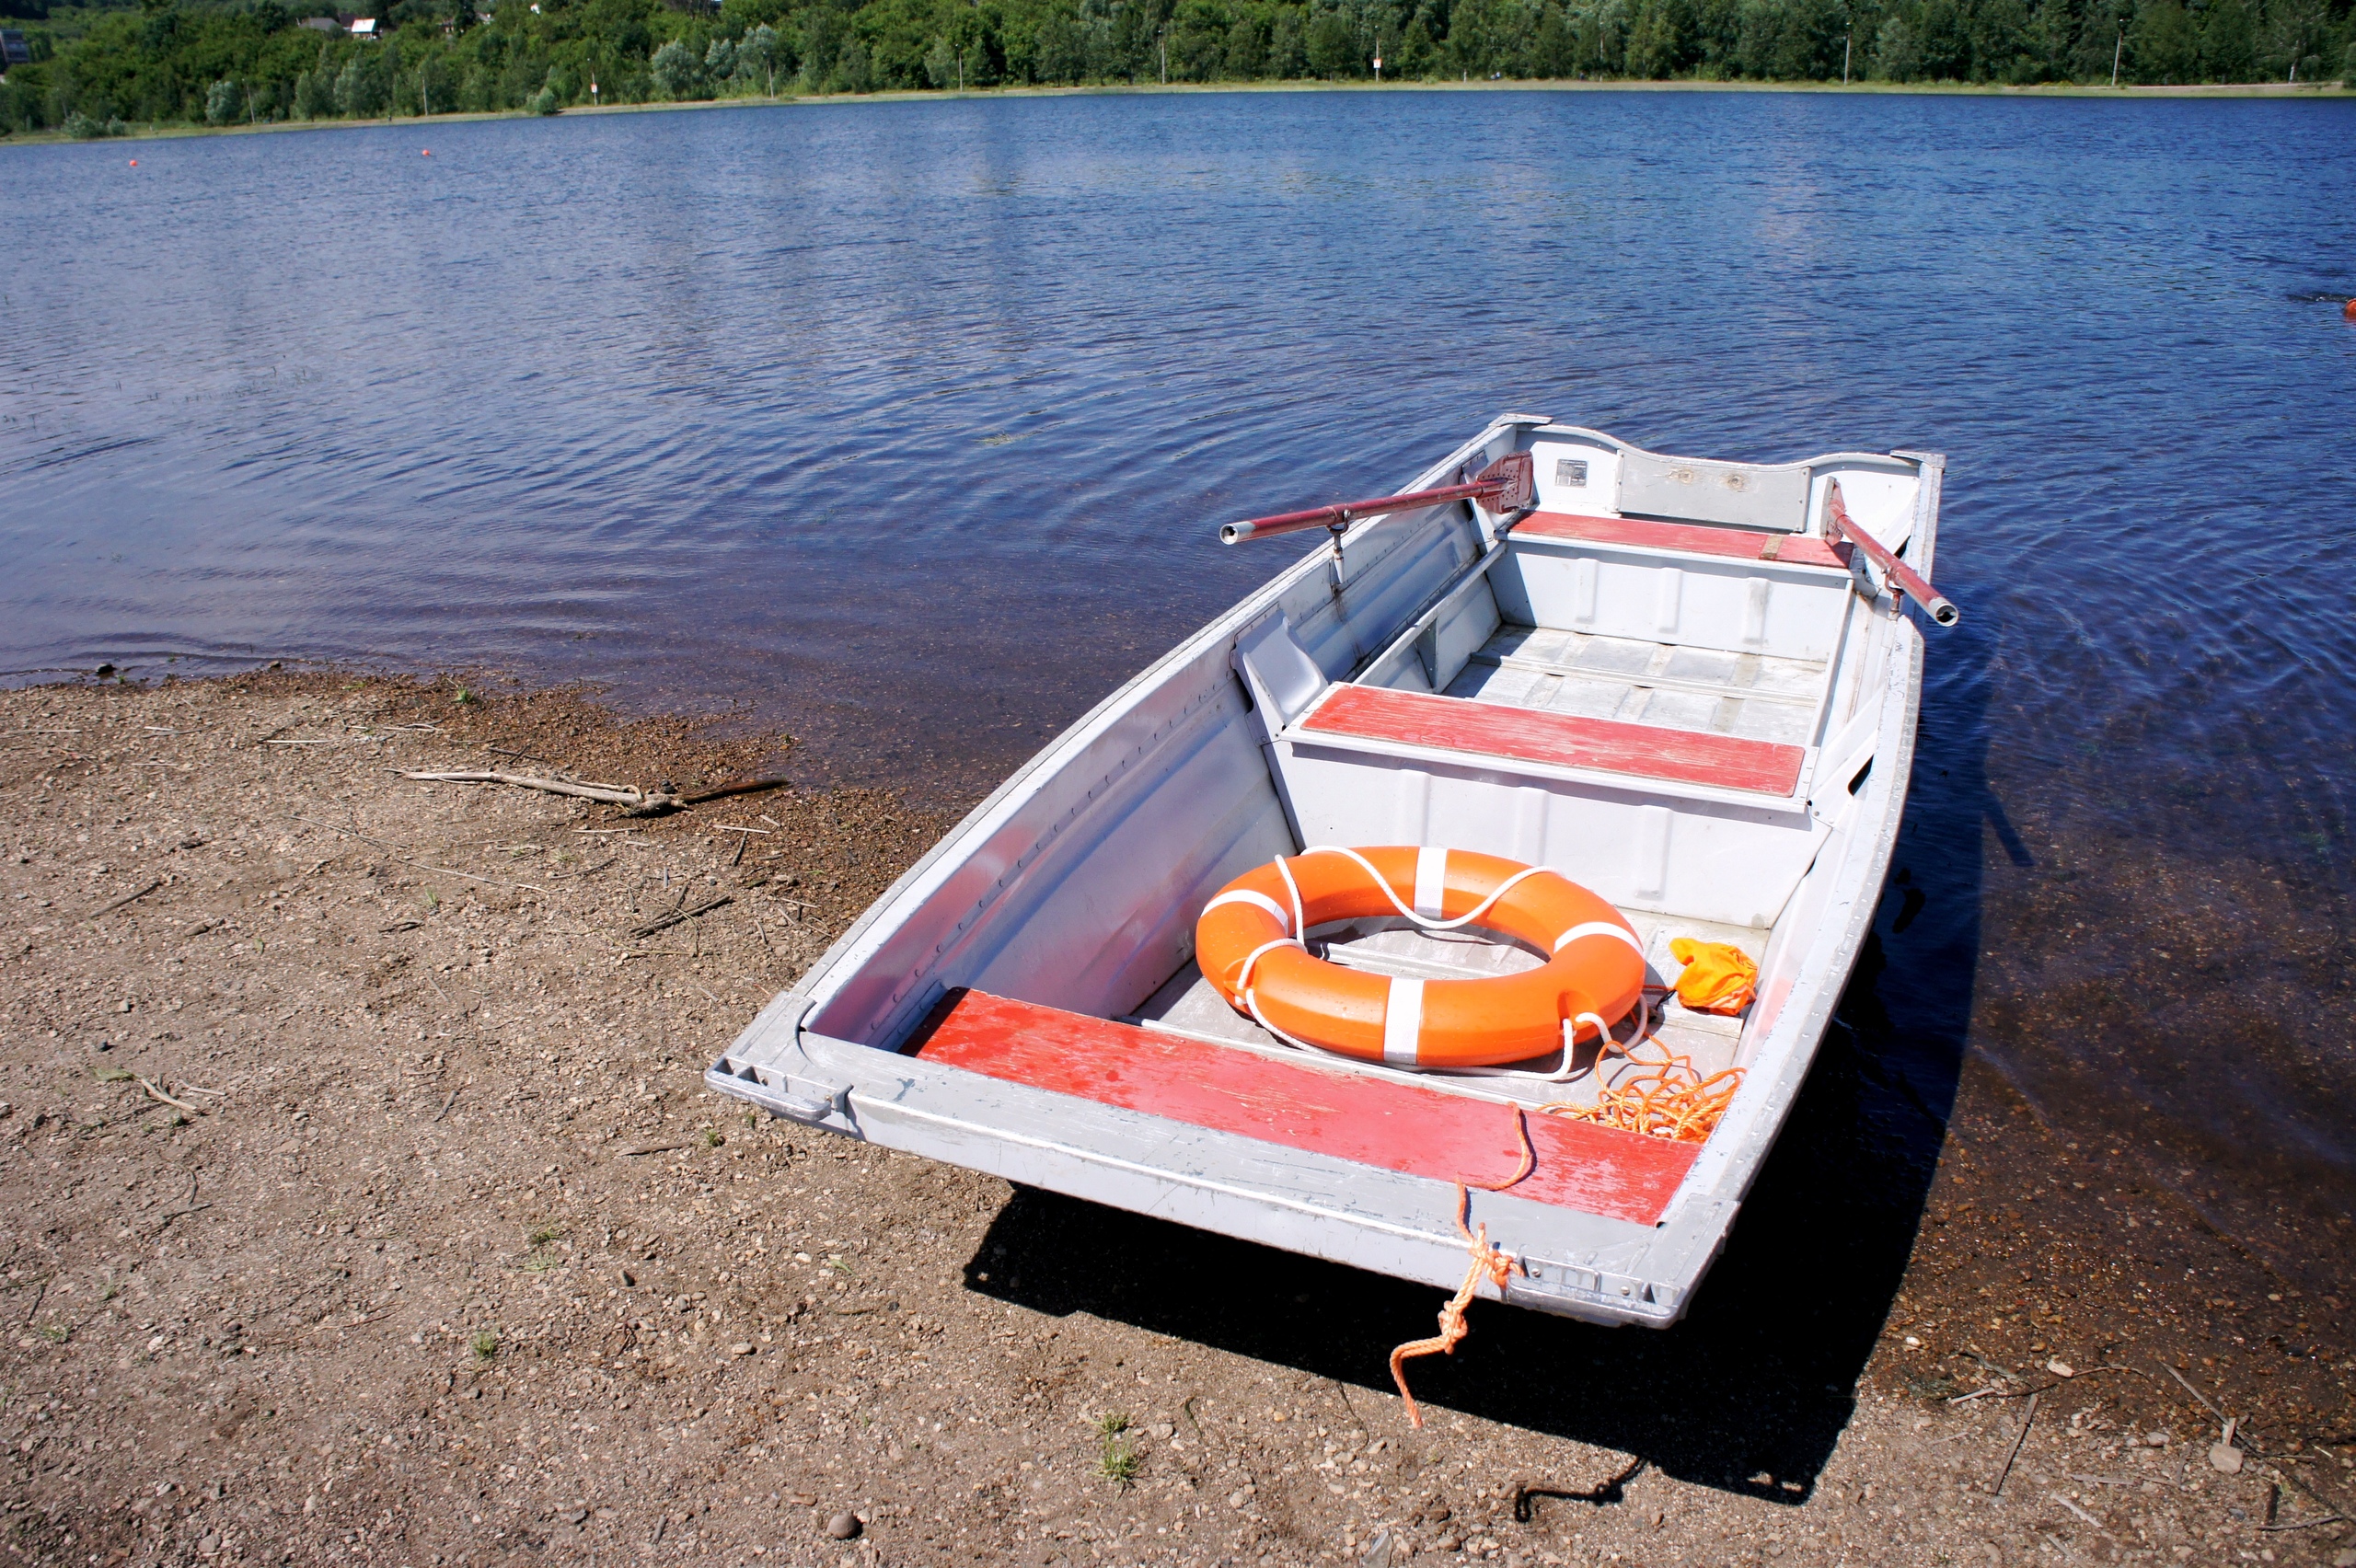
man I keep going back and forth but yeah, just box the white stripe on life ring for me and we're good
[1553,920,1645,956]
[1413,846,1449,920]
[1204,887,1290,933]
[1382,976,1425,1067]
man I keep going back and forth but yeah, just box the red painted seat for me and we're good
[1515,511,1846,570]
[1297,684,1807,797]
[907,989,1697,1227]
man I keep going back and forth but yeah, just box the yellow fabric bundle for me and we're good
[1669,938,1758,1015]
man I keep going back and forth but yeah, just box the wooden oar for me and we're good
[1825,478,1960,627]
[1219,452,1534,546]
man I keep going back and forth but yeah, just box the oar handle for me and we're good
[1221,453,1534,544]
[1824,479,1959,628]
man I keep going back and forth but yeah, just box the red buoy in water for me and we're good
[2345,297,2356,322]
[128,158,137,167]
[422,149,431,156]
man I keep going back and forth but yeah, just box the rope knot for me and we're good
[1388,1109,1531,1429]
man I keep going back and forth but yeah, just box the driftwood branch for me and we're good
[402,770,681,814]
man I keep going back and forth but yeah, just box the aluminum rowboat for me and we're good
[708,413,1945,1329]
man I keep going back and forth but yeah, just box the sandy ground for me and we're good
[3,673,2351,1568]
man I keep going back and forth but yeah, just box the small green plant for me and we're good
[423,890,440,914]
[470,1330,499,1360]
[64,110,129,138]
[94,1066,134,1083]
[702,1127,724,1148]
[527,1226,564,1247]
[452,686,476,706]
[37,1323,68,1343]
[523,1252,555,1274]
[1095,1412,1137,1487]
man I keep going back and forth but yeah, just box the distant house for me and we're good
[296,15,341,29]
[0,29,31,72]
[347,17,377,36]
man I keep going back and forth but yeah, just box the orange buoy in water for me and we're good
[128,158,137,167]
[2345,297,2356,322]
[422,149,431,156]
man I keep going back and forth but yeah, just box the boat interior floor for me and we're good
[1441,623,1830,750]
[1122,909,1759,1113]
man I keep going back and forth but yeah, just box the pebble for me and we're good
[2208,1442,2245,1475]
[2332,1550,2356,1568]
[2045,1358,2074,1377]
[825,1512,861,1540]
[730,1343,754,1356]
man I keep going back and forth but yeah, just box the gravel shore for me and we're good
[3,673,2350,1567]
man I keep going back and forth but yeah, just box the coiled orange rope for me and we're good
[1389,1106,1533,1429]
[1542,1023,1744,1145]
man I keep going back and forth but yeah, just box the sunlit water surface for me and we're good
[6,88,2354,1301]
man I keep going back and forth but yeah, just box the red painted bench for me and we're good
[1515,511,1847,571]
[1297,684,1807,797]
[907,989,1697,1227]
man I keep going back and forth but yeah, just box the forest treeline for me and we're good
[0,0,2346,138]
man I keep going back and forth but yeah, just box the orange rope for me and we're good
[1389,1106,1532,1429]
[1542,1031,1745,1145]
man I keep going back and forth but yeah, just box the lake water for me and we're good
[6,88,2353,1305]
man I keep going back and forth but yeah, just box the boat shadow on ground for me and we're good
[965,619,2010,1505]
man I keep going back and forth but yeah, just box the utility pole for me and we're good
[1842,32,1851,83]
[1373,52,1381,80]
[1158,26,1166,84]
[2110,29,2121,86]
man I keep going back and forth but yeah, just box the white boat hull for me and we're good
[710,415,1943,1328]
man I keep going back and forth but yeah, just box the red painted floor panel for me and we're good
[908,989,1697,1227]
[1299,684,1806,796]
[1516,511,1846,570]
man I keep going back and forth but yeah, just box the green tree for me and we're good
[648,35,699,93]
[294,62,334,116]
[335,46,390,113]
[741,21,780,90]
[2126,0,2195,80]
[2199,0,2254,79]
[1305,5,1355,71]
[1872,7,1917,74]
[830,30,870,86]
[204,75,238,122]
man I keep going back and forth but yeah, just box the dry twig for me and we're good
[402,769,680,813]
[135,1077,204,1113]
[628,896,731,940]
[1993,1391,2039,1497]
[682,776,791,805]
[88,878,165,918]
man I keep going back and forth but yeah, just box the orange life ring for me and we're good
[1194,847,1646,1069]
